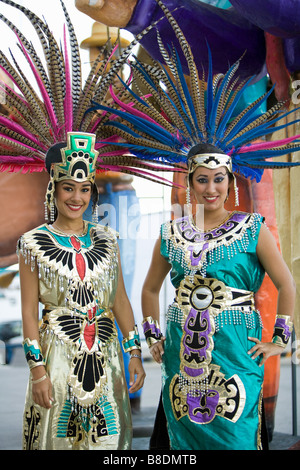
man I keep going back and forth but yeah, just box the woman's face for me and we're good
[190,166,230,212]
[54,180,92,221]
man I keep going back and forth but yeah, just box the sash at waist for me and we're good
[175,276,255,316]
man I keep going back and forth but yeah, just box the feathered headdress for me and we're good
[0,0,178,195]
[94,0,300,205]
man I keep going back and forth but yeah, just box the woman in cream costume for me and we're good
[19,132,145,450]
[0,0,172,450]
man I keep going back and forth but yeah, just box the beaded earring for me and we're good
[44,201,48,221]
[44,198,55,222]
[50,201,55,222]
[92,204,99,224]
[233,176,239,207]
[186,177,193,218]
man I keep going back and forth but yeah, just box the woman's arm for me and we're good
[248,223,296,365]
[256,223,295,319]
[19,253,53,408]
[112,248,145,393]
[141,236,171,363]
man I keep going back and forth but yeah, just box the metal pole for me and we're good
[291,329,298,436]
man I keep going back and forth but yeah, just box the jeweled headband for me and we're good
[188,153,232,175]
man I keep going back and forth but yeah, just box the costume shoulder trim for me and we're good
[161,211,263,276]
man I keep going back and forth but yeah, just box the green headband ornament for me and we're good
[45,132,98,221]
[53,132,98,184]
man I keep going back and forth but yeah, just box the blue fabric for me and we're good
[84,185,142,399]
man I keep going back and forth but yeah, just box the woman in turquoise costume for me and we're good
[94,1,298,450]
[141,144,295,450]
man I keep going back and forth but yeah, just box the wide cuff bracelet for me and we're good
[23,338,44,370]
[272,314,293,348]
[142,316,163,348]
[122,325,141,353]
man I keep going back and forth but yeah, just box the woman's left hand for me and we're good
[248,336,284,366]
[128,356,146,393]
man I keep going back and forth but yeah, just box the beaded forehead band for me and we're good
[188,154,233,174]
[96,0,300,200]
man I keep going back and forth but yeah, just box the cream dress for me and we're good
[18,221,132,450]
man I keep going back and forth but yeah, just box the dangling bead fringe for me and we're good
[92,204,99,224]
[234,175,239,207]
[44,201,48,221]
[186,184,191,206]
[185,183,193,217]
[50,202,55,222]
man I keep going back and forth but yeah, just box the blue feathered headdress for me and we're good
[92,0,300,190]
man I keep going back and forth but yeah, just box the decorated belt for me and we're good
[175,275,255,317]
[41,306,117,350]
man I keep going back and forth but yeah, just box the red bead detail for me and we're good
[70,236,86,280]
[83,323,96,350]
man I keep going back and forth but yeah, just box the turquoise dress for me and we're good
[160,211,265,450]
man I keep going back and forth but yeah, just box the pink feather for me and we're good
[237,135,300,153]
[96,163,182,186]
[109,85,163,127]
[0,116,48,151]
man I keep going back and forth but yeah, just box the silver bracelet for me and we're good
[130,354,142,360]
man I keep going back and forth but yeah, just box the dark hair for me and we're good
[187,143,227,158]
[45,142,66,173]
[91,183,99,214]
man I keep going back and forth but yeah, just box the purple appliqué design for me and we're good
[186,389,219,424]
[176,212,250,267]
[275,318,291,338]
[182,307,212,378]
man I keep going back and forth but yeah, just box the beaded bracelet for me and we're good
[142,316,163,348]
[272,314,293,348]
[23,338,44,370]
[122,325,141,353]
[130,354,142,360]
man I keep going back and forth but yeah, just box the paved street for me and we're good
[0,347,299,451]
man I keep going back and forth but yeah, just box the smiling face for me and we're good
[54,179,92,223]
[190,166,231,213]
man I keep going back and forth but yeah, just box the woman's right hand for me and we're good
[31,370,53,409]
[149,337,166,364]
